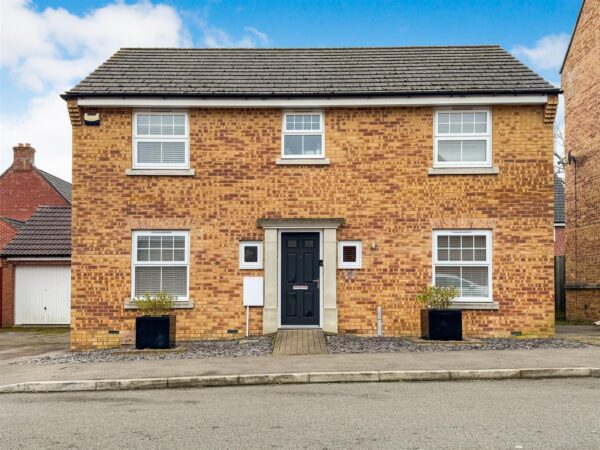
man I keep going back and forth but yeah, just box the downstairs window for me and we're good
[132,231,189,300]
[433,230,492,302]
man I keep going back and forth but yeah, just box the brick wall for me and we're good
[562,0,600,320]
[554,226,566,256]
[70,104,555,350]
[0,146,69,223]
[0,221,18,254]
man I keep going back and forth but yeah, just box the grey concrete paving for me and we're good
[0,328,69,362]
[556,323,600,345]
[1,379,599,449]
[2,346,600,387]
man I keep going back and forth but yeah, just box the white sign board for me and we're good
[243,277,264,306]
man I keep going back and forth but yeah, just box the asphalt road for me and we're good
[1,379,599,449]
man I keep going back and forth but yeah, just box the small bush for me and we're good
[416,285,458,310]
[135,291,175,316]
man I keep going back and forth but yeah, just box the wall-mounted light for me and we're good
[84,112,100,126]
[568,150,577,165]
[370,241,377,250]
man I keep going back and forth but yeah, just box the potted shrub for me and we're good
[416,285,462,341]
[135,291,176,349]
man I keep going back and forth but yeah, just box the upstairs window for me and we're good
[133,112,189,168]
[433,230,492,302]
[282,112,324,158]
[434,109,491,167]
[132,231,189,300]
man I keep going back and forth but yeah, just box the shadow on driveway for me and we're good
[0,328,70,363]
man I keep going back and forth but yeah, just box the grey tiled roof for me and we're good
[0,217,25,230]
[64,46,559,98]
[554,176,565,224]
[1,206,71,257]
[38,169,72,204]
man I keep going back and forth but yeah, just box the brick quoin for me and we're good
[562,0,600,321]
[69,102,556,350]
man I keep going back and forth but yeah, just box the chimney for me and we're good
[13,143,35,171]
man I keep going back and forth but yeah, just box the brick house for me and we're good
[0,144,71,249]
[554,176,566,317]
[561,0,600,321]
[63,46,559,350]
[0,144,71,325]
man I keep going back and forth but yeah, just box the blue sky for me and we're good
[0,0,581,180]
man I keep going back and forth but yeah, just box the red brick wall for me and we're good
[0,221,18,253]
[0,168,69,222]
[562,0,600,320]
[554,226,566,256]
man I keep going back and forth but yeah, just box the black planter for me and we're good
[135,315,176,349]
[420,309,462,341]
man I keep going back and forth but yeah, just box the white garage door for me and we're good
[15,266,71,325]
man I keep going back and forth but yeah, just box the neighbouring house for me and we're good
[554,176,566,318]
[0,144,72,326]
[1,206,71,326]
[63,46,559,350]
[561,0,600,321]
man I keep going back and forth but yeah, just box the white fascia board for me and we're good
[77,95,549,108]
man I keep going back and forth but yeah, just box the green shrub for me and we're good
[135,291,175,316]
[416,285,458,310]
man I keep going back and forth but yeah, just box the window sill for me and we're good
[428,167,499,176]
[124,300,195,310]
[125,169,195,176]
[448,302,499,310]
[276,158,330,166]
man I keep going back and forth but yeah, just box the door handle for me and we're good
[312,279,320,289]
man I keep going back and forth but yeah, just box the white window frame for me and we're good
[131,230,190,301]
[432,230,493,302]
[433,108,492,168]
[338,240,362,269]
[132,110,190,169]
[239,241,263,269]
[281,110,325,159]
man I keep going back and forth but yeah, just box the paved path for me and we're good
[1,379,599,449]
[2,346,600,386]
[272,329,326,355]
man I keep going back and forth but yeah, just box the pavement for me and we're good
[1,379,599,449]
[1,325,599,392]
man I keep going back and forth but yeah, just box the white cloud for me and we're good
[512,33,570,71]
[0,0,190,180]
[201,23,269,48]
[0,93,71,180]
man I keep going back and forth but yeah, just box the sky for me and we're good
[0,0,582,181]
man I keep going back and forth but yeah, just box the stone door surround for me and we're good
[258,218,344,334]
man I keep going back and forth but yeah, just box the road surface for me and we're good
[1,379,599,449]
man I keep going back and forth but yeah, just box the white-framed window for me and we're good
[133,111,189,169]
[434,109,491,167]
[239,241,263,269]
[282,111,324,158]
[338,241,362,269]
[432,230,492,302]
[132,230,189,300]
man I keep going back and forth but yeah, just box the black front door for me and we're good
[281,232,320,326]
